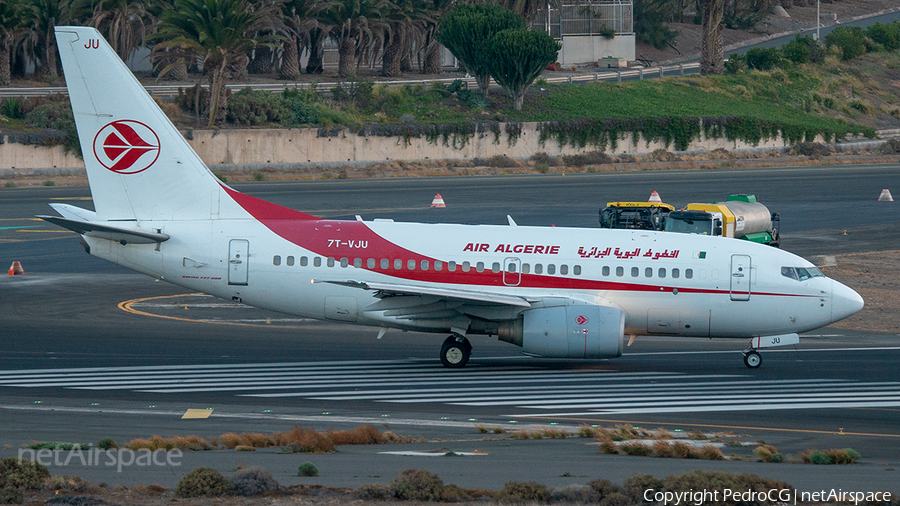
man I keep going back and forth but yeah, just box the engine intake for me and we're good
[498,303,624,359]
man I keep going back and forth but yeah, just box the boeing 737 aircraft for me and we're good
[42,27,864,369]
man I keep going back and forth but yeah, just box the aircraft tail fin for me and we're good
[55,27,225,222]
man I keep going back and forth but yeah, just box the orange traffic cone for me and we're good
[8,261,24,275]
[648,191,662,203]
[878,189,893,202]
[431,194,446,208]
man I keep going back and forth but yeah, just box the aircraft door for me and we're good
[228,239,249,285]
[503,257,521,286]
[730,254,751,301]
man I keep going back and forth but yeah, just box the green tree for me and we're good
[420,0,453,74]
[824,25,867,61]
[481,28,559,110]
[0,0,21,85]
[154,0,279,127]
[70,0,151,62]
[634,0,679,50]
[279,0,324,80]
[21,0,73,78]
[380,0,431,77]
[436,3,524,98]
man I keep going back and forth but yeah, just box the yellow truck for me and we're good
[600,195,780,246]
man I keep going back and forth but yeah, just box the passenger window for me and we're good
[685,268,693,279]
[313,257,321,267]
[381,259,388,269]
[658,268,666,278]
[492,262,500,273]
[273,255,281,266]
[535,264,543,274]
[300,256,308,267]
[631,267,639,277]
[560,265,568,275]
[448,261,457,272]
[327,257,335,267]
[672,268,679,278]
[573,265,581,275]
[616,266,624,277]
[340,257,349,268]
[476,262,485,273]
[522,263,530,274]
[462,261,470,272]
[434,261,442,271]
[547,264,556,275]
[421,260,429,271]
[287,256,294,266]
[407,259,416,270]
[602,266,610,276]
[353,258,362,268]
[394,259,402,270]
[645,267,652,278]
[367,258,375,269]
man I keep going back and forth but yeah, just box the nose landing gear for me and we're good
[742,349,762,368]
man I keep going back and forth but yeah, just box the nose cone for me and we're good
[831,279,864,323]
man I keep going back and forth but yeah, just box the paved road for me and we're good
[1,166,899,491]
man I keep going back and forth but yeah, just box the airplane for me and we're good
[41,26,864,370]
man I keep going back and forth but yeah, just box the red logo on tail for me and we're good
[93,120,160,174]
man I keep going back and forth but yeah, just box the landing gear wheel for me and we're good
[440,336,471,368]
[743,350,762,369]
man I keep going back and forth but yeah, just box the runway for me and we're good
[2,165,900,490]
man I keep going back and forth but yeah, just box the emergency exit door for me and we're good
[730,254,751,301]
[228,239,249,285]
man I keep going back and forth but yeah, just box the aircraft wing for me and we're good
[317,279,534,307]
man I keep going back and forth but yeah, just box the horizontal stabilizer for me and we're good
[37,215,170,244]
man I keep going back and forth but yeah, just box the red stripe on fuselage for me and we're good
[223,185,814,298]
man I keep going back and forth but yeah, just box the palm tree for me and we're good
[279,0,323,80]
[380,0,431,77]
[154,0,280,127]
[700,0,724,74]
[70,0,150,63]
[21,0,72,78]
[318,0,386,78]
[0,0,21,85]
[420,0,453,74]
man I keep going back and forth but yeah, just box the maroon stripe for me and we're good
[223,186,815,298]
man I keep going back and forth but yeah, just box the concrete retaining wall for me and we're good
[1,124,800,176]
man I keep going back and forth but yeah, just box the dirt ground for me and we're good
[822,250,900,334]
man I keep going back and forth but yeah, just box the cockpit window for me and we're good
[782,266,825,281]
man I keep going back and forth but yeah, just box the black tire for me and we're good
[440,336,471,368]
[743,351,762,368]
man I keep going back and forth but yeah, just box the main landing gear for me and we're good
[742,348,762,368]
[440,335,472,368]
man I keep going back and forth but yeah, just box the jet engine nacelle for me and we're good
[498,303,625,359]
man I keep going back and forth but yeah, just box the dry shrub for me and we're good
[687,430,707,440]
[552,484,600,503]
[671,441,701,459]
[174,467,235,498]
[644,148,680,162]
[494,481,551,504]
[232,466,279,496]
[126,435,212,451]
[652,440,674,457]
[531,152,561,166]
[561,150,612,167]
[753,444,781,462]
[790,141,832,158]
[878,138,900,154]
[235,445,256,452]
[598,437,619,455]
[218,433,242,449]
[654,428,673,439]
[509,431,530,440]
[383,431,420,443]
[45,475,100,494]
[328,425,386,445]
[272,427,334,453]
[620,441,653,456]
[355,483,391,501]
[540,428,568,439]
[622,474,663,503]
[388,469,444,501]
[699,445,725,460]
[615,424,641,440]
[801,448,861,464]
[130,484,167,496]
[660,470,792,505]
[578,424,598,438]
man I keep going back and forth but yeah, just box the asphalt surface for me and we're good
[1,165,899,492]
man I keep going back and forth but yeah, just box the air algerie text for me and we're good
[463,243,560,255]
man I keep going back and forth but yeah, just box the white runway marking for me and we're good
[2,359,900,415]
